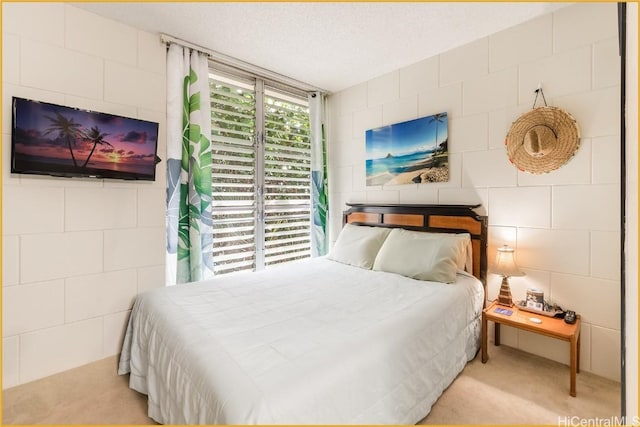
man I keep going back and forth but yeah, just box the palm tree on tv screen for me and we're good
[43,112,82,167]
[82,126,113,168]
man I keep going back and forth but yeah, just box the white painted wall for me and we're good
[328,3,623,382]
[624,3,638,419]
[2,3,167,387]
[2,0,634,402]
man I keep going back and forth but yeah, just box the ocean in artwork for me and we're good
[366,149,436,177]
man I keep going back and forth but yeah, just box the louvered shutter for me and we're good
[209,72,312,275]
[263,89,312,266]
[210,74,257,274]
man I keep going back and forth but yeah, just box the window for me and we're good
[210,71,311,275]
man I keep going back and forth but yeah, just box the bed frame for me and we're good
[343,203,488,302]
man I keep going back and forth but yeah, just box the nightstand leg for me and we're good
[577,332,581,374]
[570,336,577,397]
[494,323,501,346]
[482,314,488,363]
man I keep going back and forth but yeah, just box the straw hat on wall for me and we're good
[505,106,580,174]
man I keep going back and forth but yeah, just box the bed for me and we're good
[118,203,488,424]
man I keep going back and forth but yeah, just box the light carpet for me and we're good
[2,345,620,425]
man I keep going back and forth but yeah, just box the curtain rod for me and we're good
[160,33,328,95]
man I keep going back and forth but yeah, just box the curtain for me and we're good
[166,44,214,285]
[309,92,329,257]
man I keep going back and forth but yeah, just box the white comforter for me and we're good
[119,257,483,424]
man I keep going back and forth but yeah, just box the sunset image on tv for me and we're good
[11,97,159,180]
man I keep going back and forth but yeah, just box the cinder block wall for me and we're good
[327,3,621,381]
[2,3,167,387]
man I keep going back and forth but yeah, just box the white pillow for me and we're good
[372,228,467,283]
[405,231,472,273]
[327,224,391,269]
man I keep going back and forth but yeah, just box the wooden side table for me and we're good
[482,300,581,397]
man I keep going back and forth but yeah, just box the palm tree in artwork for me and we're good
[81,126,113,168]
[428,113,447,150]
[438,139,448,154]
[43,112,82,167]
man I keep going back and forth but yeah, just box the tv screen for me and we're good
[11,97,159,181]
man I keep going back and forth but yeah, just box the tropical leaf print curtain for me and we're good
[309,92,329,257]
[166,44,214,284]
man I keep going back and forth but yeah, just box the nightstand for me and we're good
[481,300,581,397]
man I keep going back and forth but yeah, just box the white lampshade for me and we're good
[493,245,525,278]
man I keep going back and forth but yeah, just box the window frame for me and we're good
[209,66,312,275]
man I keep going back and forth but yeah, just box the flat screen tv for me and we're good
[11,97,160,181]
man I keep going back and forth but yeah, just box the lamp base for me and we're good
[497,276,513,306]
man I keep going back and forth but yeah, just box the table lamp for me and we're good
[493,245,525,306]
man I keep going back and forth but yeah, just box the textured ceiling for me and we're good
[73,2,571,93]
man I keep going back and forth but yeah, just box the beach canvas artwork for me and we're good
[365,113,449,186]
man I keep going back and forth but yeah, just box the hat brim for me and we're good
[505,106,580,174]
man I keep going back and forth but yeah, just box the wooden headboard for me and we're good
[343,203,488,296]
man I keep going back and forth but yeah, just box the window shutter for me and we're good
[210,74,257,274]
[209,72,312,275]
[263,89,312,267]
